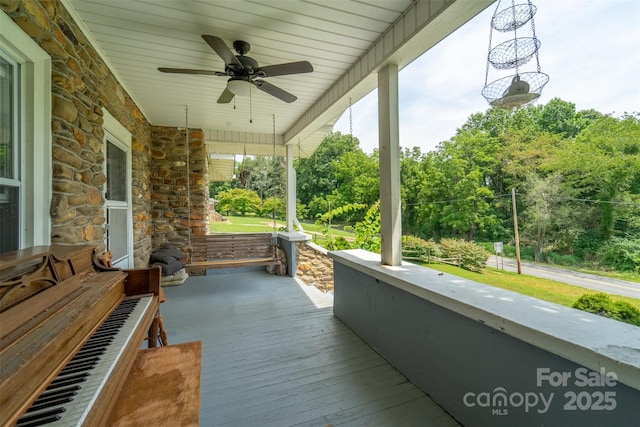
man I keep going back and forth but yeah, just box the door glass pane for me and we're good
[1,54,16,180]
[107,207,128,263]
[106,140,127,201]
[0,185,19,253]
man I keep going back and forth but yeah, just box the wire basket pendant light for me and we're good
[481,0,549,109]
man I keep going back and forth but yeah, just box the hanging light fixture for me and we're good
[227,76,254,123]
[226,77,252,97]
[481,0,549,109]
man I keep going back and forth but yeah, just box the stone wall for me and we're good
[3,0,154,266]
[150,127,209,253]
[296,242,334,292]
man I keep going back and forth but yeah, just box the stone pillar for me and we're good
[150,127,209,253]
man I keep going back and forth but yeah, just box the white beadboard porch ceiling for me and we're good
[63,0,493,159]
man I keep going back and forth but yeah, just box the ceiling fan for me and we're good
[158,35,313,103]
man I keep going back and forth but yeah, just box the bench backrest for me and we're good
[191,233,277,261]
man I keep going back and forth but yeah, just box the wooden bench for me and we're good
[187,232,282,274]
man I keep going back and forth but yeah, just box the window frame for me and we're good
[103,109,133,268]
[0,50,20,252]
[0,11,52,250]
[0,50,20,182]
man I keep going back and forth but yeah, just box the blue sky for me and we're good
[334,0,640,154]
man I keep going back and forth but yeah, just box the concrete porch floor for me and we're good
[160,270,460,427]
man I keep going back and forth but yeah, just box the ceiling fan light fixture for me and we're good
[227,78,252,96]
[159,36,311,103]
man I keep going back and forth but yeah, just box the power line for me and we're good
[404,194,508,207]
[541,196,640,206]
[404,193,640,207]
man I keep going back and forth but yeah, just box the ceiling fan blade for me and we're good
[217,87,235,104]
[202,35,242,67]
[258,61,313,77]
[158,67,221,76]
[253,79,297,103]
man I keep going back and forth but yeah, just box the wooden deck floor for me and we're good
[160,270,460,427]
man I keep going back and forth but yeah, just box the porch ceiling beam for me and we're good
[205,129,286,157]
[283,0,494,146]
[207,142,287,157]
[205,129,284,146]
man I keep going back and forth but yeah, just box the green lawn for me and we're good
[210,215,284,232]
[210,215,354,240]
[424,262,640,311]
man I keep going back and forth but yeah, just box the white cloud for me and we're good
[335,0,640,154]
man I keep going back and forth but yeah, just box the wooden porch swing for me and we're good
[184,113,283,275]
[186,232,282,275]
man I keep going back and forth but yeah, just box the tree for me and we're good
[236,155,286,201]
[416,130,501,240]
[457,105,539,138]
[400,147,426,236]
[209,180,235,198]
[290,98,637,270]
[295,132,360,208]
[550,114,640,240]
[538,98,601,138]
[520,172,573,261]
[215,188,262,216]
[332,149,379,207]
[261,196,286,219]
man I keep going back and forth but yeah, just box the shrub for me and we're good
[438,238,490,272]
[477,242,495,253]
[599,238,640,272]
[323,235,352,251]
[612,301,640,326]
[546,253,581,266]
[519,246,536,261]
[402,236,440,261]
[352,201,381,253]
[573,293,611,313]
[573,293,640,326]
[502,244,517,257]
[573,230,605,260]
[499,244,535,261]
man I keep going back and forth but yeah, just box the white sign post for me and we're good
[493,242,504,269]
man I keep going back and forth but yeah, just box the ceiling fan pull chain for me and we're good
[249,84,253,123]
[185,105,191,249]
[272,113,277,233]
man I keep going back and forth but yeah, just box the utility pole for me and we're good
[512,188,522,274]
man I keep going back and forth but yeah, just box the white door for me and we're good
[104,133,133,268]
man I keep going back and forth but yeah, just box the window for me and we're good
[0,51,20,252]
[0,12,52,253]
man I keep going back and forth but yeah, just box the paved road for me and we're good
[487,256,640,299]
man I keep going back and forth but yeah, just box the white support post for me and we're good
[286,145,296,232]
[378,64,402,266]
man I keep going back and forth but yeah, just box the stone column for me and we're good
[150,127,209,253]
